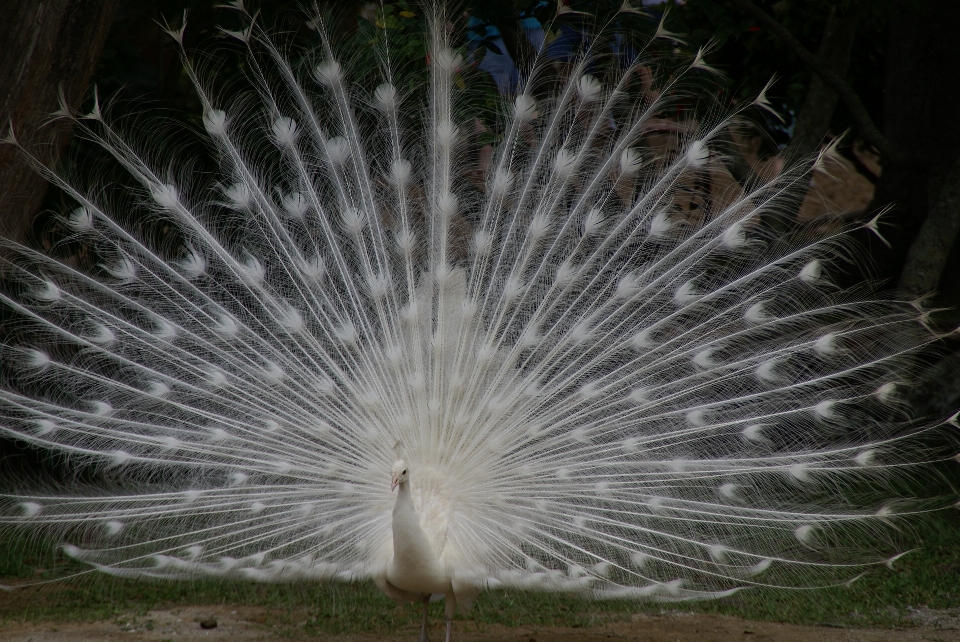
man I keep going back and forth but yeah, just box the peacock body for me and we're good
[0,3,950,639]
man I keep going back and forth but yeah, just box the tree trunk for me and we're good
[0,0,121,243]
[898,154,960,298]
[905,347,960,420]
[788,6,859,160]
[859,1,960,421]
[860,0,960,293]
[758,5,859,237]
[889,0,960,300]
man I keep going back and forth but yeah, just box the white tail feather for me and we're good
[0,8,946,605]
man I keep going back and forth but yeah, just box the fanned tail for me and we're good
[0,4,951,600]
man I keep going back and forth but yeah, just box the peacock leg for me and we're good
[444,593,456,642]
[419,593,431,642]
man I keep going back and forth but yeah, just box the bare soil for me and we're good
[3,605,960,642]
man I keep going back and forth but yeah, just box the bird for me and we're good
[378,459,475,642]
[0,3,951,642]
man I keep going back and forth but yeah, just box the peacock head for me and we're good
[390,460,409,492]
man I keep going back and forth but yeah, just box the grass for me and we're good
[1,509,959,635]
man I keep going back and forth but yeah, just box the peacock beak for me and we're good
[391,476,399,491]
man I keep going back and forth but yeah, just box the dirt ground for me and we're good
[3,605,960,642]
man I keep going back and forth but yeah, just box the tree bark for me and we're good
[788,7,859,160]
[727,0,894,160]
[860,1,960,422]
[905,346,960,420]
[0,0,121,243]
[860,0,960,293]
[753,5,859,237]
[898,154,960,298]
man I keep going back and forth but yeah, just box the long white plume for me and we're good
[0,4,949,601]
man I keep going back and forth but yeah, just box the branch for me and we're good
[726,0,899,162]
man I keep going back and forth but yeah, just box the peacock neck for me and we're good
[387,475,452,595]
[394,480,414,514]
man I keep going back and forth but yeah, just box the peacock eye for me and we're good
[402,469,407,474]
